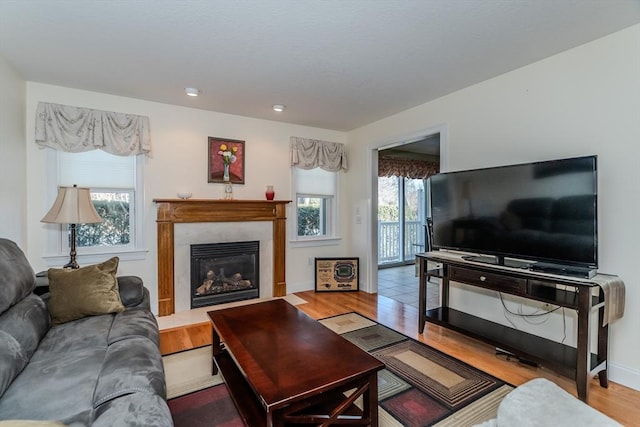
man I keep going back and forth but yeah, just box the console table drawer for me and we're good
[450,266,526,295]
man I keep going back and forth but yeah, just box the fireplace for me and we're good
[191,241,259,308]
[154,199,290,316]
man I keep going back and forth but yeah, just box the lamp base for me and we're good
[63,259,80,269]
[65,224,80,269]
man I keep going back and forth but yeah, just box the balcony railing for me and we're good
[378,220,424,265]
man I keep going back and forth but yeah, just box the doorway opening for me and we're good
[376,133,441,306]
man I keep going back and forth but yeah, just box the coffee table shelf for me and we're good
[214,349,266,427]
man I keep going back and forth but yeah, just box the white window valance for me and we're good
[289,136,348,172]
[35,102,151,157]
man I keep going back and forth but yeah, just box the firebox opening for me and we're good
[191,241,259,308]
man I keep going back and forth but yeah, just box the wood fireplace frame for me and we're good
[153,199,290,316]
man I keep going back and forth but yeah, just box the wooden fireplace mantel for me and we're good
[153,199,291,316]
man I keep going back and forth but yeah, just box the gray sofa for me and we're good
[0,239,173,426]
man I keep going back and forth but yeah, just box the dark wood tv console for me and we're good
[417,251,616,403]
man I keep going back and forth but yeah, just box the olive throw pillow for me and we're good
[48,257,125,324]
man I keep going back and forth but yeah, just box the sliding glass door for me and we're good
[378,176,426,266]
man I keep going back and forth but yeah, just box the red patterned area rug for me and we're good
[166,312,513,427]
[168,384,243,427]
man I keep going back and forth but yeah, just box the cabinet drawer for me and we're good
[450,266,526,295]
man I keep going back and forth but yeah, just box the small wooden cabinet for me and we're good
[417,252,613,403]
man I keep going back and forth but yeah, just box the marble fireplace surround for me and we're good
[176,225,264,312]
[154,199,290,316]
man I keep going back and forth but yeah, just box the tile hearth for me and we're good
[156,294,308,331]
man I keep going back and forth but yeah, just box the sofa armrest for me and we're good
[495,378,621,426]
[117,276,149,309]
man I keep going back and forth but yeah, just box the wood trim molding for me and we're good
[153,199,291,316]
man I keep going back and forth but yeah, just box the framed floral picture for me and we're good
[208,137,245,184]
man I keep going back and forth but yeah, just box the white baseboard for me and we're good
[287,280,314,294]
[608,362,640,391]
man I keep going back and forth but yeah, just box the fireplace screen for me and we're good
[191,241,259,308]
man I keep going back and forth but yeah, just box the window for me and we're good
[292,167,339,243]
[45,149,146,264]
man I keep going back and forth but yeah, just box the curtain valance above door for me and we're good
[35,102,151,156]
[378,155,439,179]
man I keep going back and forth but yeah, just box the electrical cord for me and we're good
[498,292,568,343]
[499,292,561,317]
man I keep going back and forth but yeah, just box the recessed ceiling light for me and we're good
[185,87,201,97]
[273,104,286,112]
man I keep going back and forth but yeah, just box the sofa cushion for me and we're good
[93,337,167,406]
[0,309,170,425]
[0,346,103,425]
[48,257,124,324]
[0,331,25,400]
[91,392,173,427]
[92,310,165,408]
[0,294,50,398]
[108,309,160,347]
[0,239,36,315]
[36,314,112,355]
[0,315,113,424]
[0,294,50,359]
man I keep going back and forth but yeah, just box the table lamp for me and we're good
[41,185,103,269]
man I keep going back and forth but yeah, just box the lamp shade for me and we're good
[41,186,103,224]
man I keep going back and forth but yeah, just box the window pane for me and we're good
[292,166,337,241]
[75,192,131,247]
[378,176,399,221]
[404,178,425,261]
[297,196,327,236]
[378,177,399,263]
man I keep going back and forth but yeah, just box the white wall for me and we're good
[0,55,26,246]
[347,25,640,390]
[8,23,640,391]
[24,83,349,312]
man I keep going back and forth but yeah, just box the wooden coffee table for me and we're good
[208,299,384,426]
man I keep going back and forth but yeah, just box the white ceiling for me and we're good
[1,0,639,131]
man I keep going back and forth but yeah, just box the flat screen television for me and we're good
[430,155,597,277]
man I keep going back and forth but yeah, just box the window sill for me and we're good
[42,248,148,268]
[289,237,342,248]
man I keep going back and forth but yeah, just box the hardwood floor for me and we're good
[159,322,210,356]
[159,291,639,425]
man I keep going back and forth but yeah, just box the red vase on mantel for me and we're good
[265,185,275,200]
